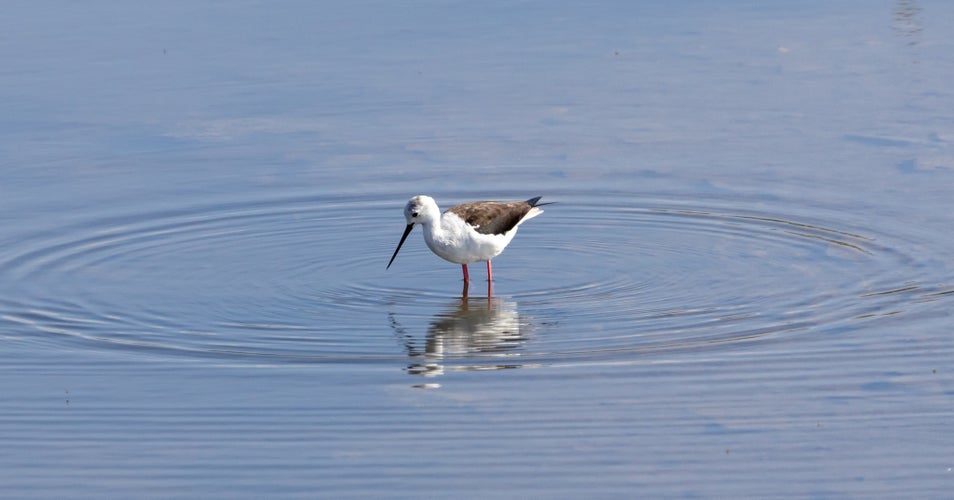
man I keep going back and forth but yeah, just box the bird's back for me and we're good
[446,197,544,236]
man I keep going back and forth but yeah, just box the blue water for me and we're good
[2,1,953,498]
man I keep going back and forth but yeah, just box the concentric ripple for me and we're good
[380,195,954,372]
[0,191,951,369]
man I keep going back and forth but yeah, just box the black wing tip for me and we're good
[526,196,554,207]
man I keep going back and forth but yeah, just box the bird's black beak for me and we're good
[387,223,415,269]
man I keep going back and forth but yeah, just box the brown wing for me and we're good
[447,197,543,236]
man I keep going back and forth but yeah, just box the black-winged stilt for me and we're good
[387,195,548,283]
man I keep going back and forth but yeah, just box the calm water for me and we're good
[3,1,953,498]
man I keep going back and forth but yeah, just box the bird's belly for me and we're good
[425,231,512,264]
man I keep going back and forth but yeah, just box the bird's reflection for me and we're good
[390,294,528,377]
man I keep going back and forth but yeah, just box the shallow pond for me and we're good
[2,1,953,497]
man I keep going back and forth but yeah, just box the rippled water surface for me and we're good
[3,1,954,498]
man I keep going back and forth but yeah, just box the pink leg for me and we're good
[461,264,470,283]
[486,260,493,282]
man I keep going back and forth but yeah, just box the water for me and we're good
[2,1,953,498]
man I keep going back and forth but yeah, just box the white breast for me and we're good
[422,212,517,264]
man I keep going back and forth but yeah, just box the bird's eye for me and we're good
[411,212,419,218]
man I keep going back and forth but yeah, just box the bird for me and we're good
[387,195,548,283]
